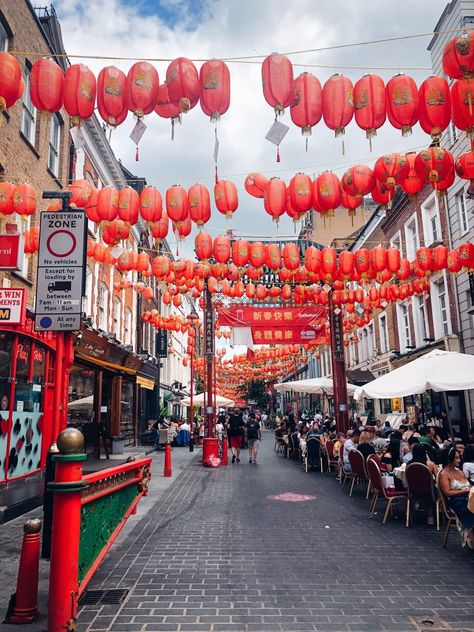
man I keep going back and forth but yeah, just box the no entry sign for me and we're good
[35,211,87,332]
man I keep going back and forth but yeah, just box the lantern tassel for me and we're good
[215,165,219,185]
[135,146,139,162]
[276,146,281,163]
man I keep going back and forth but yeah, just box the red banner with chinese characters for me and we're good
[217,306,326,345]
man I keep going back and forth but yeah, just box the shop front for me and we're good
[136,361,160,438]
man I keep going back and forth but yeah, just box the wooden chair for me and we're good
[325,440,339,475]
[405,462,441,530]
[288,432,300,460]
[304,436,323,473]
[367,457,407,525]
[437,488,458,549]
[348,449,369,498]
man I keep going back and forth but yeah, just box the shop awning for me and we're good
[274,377,358,396]
[137,375,155,390]
[181,393,235,408]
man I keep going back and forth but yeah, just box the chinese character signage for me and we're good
[332,309,344,361]
[156,329,168,358]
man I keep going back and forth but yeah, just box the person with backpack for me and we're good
[246,412,262,464]
[227,408,245,463]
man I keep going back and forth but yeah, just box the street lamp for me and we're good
[187,311,200,452]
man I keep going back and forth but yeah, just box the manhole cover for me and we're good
[267,492,316,502]
[79,589,129,606]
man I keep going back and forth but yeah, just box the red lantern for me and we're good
[355,248,371,276]
[214,235,231,263]
[232,239,250,268]
[371,181,391,206]
[0,182,14,215]
[85,189,99,223]
[443,31,474,79]
[151,210,168,242]
[385,73,419,136]
[199,60,230,121]
[63,64,96,124]
[249,242,266,268]
[96,187,119,222]
[434,164,455,193]
[67,179,95,208]
[373,153,409,190]
[155,83,181,127]
[418,76,451,140]
[214,180,238,219]
[432,245,448,270]
[322,74,354,138]
[353,74,386,144]
[401,151,424,197]
[30,58,63,112]
[288,173,312,214]
[12,184,36,217]
[244,173,269,199]
[166,58,200,113]
[386,248,401,273]
[340,191,361,218]
[321,247,337,278]
[137,252,149,273]
[174,215,191,241]
[97,66,127,127]
[118,187,139,225]
[265,243,282,270]
[371,247,387,273]
[447,250,462,273]
[126,62,159,117]
[283,243,300,271]
[313,172,341,215]
[166,185,188,223]
[290,72,322,137]
[264,178,286,223]
[338,251,355,278]
[451,78,474,138]
[397,259,411,281]
[416,246,434,273]
[103,220,129,245]
[0,52,23,114]
[455,150,474,194]
[415,147,454,186]
[459,242,474,269]
[188,183,210,227]
[304,246,322,274]
[341,165,375,197]
[139,186,162,224]
[255,285,268,301]
[261,53,294,114]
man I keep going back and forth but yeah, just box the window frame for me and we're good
[0,20,8,52]
[98,283,108,331]
[378,313,389,354]
[404,213,420,261]
[456,189,469,236]
[421,192,441,246]
[390,230,403,258]
[21,63,37,147]
[48,114,61,177]
[431,271,452,339]
[113,297,121,340]
[397,302,411,353]
[413,294,429,347]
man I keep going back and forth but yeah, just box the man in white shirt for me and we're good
[343,429,360,472]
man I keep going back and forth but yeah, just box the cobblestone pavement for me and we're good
[77,436,474,632]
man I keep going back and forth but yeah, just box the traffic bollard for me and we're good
[163,442,172,477]
[221,438,228,466]
[5,518,42,624]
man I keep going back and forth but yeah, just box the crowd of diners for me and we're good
[274,412,474,549]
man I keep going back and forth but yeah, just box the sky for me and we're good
[52,0,452,357]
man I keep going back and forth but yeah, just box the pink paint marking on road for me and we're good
[267,492,316,502]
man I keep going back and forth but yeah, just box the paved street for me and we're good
[77,436,474,632]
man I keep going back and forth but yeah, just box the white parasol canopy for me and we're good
[354,350,474,401]
[274,377,358,396]
[181,392,235,408]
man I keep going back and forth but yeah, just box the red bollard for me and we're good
[5,518,42,623]
[221,438,228,466]
[163,442,172,477]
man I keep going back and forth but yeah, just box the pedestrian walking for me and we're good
[227,408,245,463]
[246,412,261,464]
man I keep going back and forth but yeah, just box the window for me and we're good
[379,313,389,353]
[456,190,469,235]
[421,193,441,245]
[21,65,36,146]
[390,230,402,257]
[0,21,8,51]
[113,298,121,340]
[98,283,108,331]
[431,274,451,339]
[125,308,132,346]
[413,294,429,347]
[18,217,31,279]
[83,266,92,316]
[48,114,61,176]
[397,303,411,352]
[404,215,419,260]
[367,322,375,358]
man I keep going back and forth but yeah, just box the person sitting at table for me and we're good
[419,426,439,450]
[333,432,345,458]
[438,447,474,548]
[461,444,474,486]
[357,430,375,460]
[274,421,287,439]
[381,437,401,471]
[402,423,420,442]
[402,436,420,463]
[373,428,388,453]
[307,422,319,438]
[410,443,438,477]
[343,429,360,472]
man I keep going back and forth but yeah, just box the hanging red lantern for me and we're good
[385,73,419,137]
[117,187,139,225]
[174,215,192,241]
[261,53,295,114]
[447,250,462,273]
[199,60,230,121]
[126,61,159,117]
[96,187,119,222]
[63,63,96,124]
[166,58,200,113]
[85,189,99,223]
[244,173,269,199]
[249,241,266,268]
[313,172,341,215]
[434,164,455,193]
[188,183,210,227]
[418,76,451,140]
[386,248,401,273]
[0,52,24,115]
[264,178,286,223]
[338,250,355,278]
[152,255,170,278]
[455,150,474,194]
[155,83,181,137]
[97,66,127,127]
[151,210,169,243]
[265,243,282,270]
[322,73,354,138]
[415,147,454,187]
[255,284,268,301]
[281,284,292,301]
[288,173,312,214]
[340,190,361,214]
[341,165,375,197]
[432,244,448,270]
[283,243,300,270]
[451,78,474,138]
[139,186,162,225]
[304,246,322,274]
[321,247,337,279]
[12,184,36,217]
[373,153,409,190]
[397,259,411,281]
[355,248,371,277]
[137,252,150,273]
[232,239,250,268]
[371,247,387,273]
[102,220,129,245]
[166,185,188,223]
[0,181,14,216]
[353,74,386,145]
[443,31,474,79]
[30,58,64,112]
[67,179,95,208]
[214,235,231,263]
[290,72,322,137]
[401,151,424,197]
[371,181,391,206]
[214,180,238,219]
[459,242,474,269]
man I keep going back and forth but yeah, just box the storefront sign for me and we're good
[35,211,87,331]
[0,288,26,324]
[204,306,214,356]
[137,375,155,390]
[156,329,168,358]
[331,309,344,361]
[0,234,24,271]
[392,397,402,412]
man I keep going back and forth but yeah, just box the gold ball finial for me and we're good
[56,428,84,454]
[24,518,42,534]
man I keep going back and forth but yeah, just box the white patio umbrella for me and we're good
[274,377,358,396]
[354,350,474,401]
[181,393,235,408]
